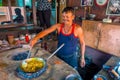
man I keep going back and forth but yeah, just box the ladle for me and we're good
[27,43,64,60]
[27,47,32,59]
[46,43,64,61]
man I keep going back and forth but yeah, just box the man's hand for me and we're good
[48,0,51,2]
[29,38,37,48]
[80,58,85,68]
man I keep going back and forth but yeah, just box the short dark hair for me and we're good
[15,8,21,13]
[62,7,74,15]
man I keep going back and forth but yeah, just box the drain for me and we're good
[12,51,28,61]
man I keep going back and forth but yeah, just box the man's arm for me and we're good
[77,26,86,67]
[78,28,85,59]
[30,24,60,47]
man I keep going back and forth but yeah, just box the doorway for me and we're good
[50,0,57,25]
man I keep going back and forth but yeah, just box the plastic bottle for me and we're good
[25,34,29,43]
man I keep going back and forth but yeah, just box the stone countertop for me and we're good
[0,47,79,80]
[95,56,120,80]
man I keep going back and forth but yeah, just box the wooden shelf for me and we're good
[0,23,34,29]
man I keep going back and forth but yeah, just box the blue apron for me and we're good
[57,23,79,70]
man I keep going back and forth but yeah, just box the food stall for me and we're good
[0,0,120,80]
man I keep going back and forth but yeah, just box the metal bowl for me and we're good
[65,74,82,80]
[89,14,96,20]
[21,57,46,73]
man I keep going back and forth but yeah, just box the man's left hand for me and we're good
[80,58,85,68]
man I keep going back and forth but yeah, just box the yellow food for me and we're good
[21,59,44,72]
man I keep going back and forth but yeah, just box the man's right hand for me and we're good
[29,38,37,48]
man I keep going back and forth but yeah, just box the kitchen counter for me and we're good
[0,23,34,29]
[0,46,80,80]
[95,56,120,80]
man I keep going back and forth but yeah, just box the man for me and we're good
[30,7,85,70]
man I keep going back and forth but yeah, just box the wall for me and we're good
[0,0,2,6]
[82,20,120,57]
[66,0,116,21]
[3,0,16,6]
[0,7,9,22]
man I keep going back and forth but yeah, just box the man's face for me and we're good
[62,12,75,25]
